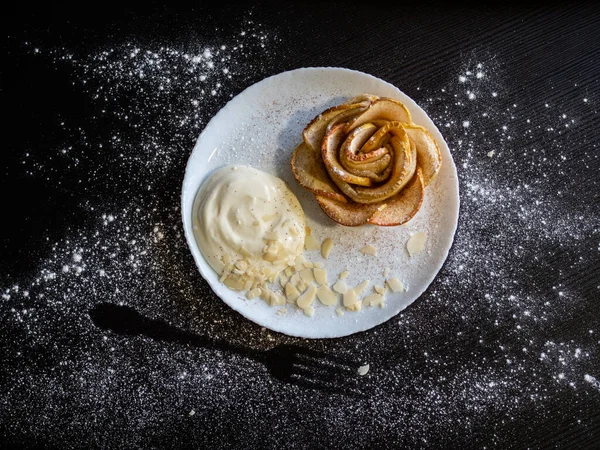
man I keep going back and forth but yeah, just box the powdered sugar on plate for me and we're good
[2,26,599,448]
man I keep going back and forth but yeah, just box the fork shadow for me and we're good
[89,303,365,398]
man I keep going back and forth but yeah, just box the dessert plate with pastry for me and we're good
[182,67,459,338]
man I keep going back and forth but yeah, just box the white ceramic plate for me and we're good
[182,67,459,338]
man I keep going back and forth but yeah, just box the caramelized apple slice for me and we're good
[368,169,424,226]
[303,103,368,153]
[291,142,347,203]
[339,123,391,181]
[346,98,412,132]
[322,124,374,188]
[404,125,442,186]
[343,94,379,105]
[315,195,383,227]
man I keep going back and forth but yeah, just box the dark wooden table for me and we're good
[3,2,599,449]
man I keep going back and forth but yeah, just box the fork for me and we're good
[257,343,364,396]
[90,303,365,396]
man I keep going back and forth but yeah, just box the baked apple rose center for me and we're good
[291,94,442,226]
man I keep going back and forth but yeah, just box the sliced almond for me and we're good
[303,305,315,317]
[346,301,362,312]
[223,277,245,291]
[387,277,404,293]
[357,364,370,376]
[360,245,377,256]
[314,268,327,285]
[316,285,337,306]
[374,285,387,295]
[354,280,370,296]
[260,286,272,301]
[263,252,278,262]
[304,233,320,251]
[299,268,315,284]
[321,237,334,259]
[336,307,345,317]
[333,279,348,294]
[364,293,384,308]
[343,289,358,307]
[407,231,427,256]
[219,263,233,283]
[246,288,261,300]
[297,279,308,292]
[339,270,349,280]
[270,291,286,307]
[297,284,317,309]
[285,282,300,303]
[279,273,290,288]
[234,259,248,272]
[289,272,301,288]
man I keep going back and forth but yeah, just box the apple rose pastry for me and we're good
[291,95,442,226]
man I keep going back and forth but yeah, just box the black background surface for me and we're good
[3,2,600,449]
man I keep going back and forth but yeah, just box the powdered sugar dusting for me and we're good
[585,374,600,392]
[2,28,599,448]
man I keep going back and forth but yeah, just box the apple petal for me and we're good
[404,125,442,186]
[303,102,368,153]
[291,142,347,203]
[368,169,424,226]
[346,98,412,132]
[316,195,383,227]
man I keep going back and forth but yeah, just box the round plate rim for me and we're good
[181,66,460,338]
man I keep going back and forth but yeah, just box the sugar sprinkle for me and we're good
[2,34,599,448]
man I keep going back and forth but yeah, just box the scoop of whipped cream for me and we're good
[192,165,306,290]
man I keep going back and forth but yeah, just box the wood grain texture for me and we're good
[2,1,599,449]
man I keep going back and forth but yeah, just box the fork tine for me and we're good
[293,353,356,376]
[295,346,358,367]
[291,360,343,380]
[291,362,362,389]
[288,370,365,398]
